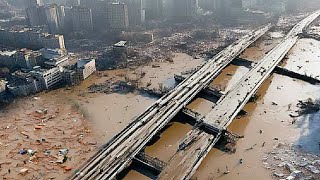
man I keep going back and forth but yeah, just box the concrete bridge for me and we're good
[70,10,320,180]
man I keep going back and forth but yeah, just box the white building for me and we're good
[77,59,96,80]
[31,67,63,89]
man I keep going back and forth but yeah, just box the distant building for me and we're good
[63,6,74,33]
[267,0,286,13]
[0,28,66,50]
[71,5,93,32]
[77,58,96,80]
[121,0,145,26]
[242,0,259,9]
[91,0,109,31]
[80,0,97,9]
[26,0,44,7]
[169,0,198,21]
[26,6,47,27]
[0,49,43,69]
[145,0,163,21]
[107,3,129,29]
[66,0,81,7]
[198,0,216,11]
[215,0,243,22]
[44,4,65,34]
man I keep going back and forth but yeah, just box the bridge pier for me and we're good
[133,152,167,174]
[232,57,320,84]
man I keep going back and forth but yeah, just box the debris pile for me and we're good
[296,98,320,116]
[0,96,101,179]
[88,80,136,94]
[262,143,320,180]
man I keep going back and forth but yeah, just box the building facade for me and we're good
[26,6,47,27]
[107,3,129,29]
[121,0,145,26]
[31,67,63,89]
[66,0,81,7]
[0,28,66,49]
[26,0,44,7]
[145,0,163,21]
[0,49,43,69]
[71,5,94,32]
[169,0,198,21]
[77,59,96,80]
[44,4,65,34]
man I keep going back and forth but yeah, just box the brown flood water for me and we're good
[210,64,249,93]
[283,38,320,79]
[123,33,320,179]
[194,71,320,179]
[239,32,283,62]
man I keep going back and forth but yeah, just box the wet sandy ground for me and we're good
[0,93,104,179]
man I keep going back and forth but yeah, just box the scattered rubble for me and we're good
[263,143,320,180]
[0,95,102,179]
[296,98,320,116]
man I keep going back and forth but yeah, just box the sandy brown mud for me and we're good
[0,93,104,179]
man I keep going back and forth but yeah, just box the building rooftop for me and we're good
[77,58,95,68]
[0,50,17,56]
[114,41,127,47]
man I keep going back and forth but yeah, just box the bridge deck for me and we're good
[71,25,271,180]
[158,129,218,180]
[158,10,320,180]
[203,10,320,131]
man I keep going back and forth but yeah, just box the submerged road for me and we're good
[158,10,320,180]
[71,25,271,179]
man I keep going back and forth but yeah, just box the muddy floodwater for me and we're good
[122,34,320,179]
[2,31,320,179]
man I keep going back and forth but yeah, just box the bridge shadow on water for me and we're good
[117,162,158,180]
[295,110,320,155]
